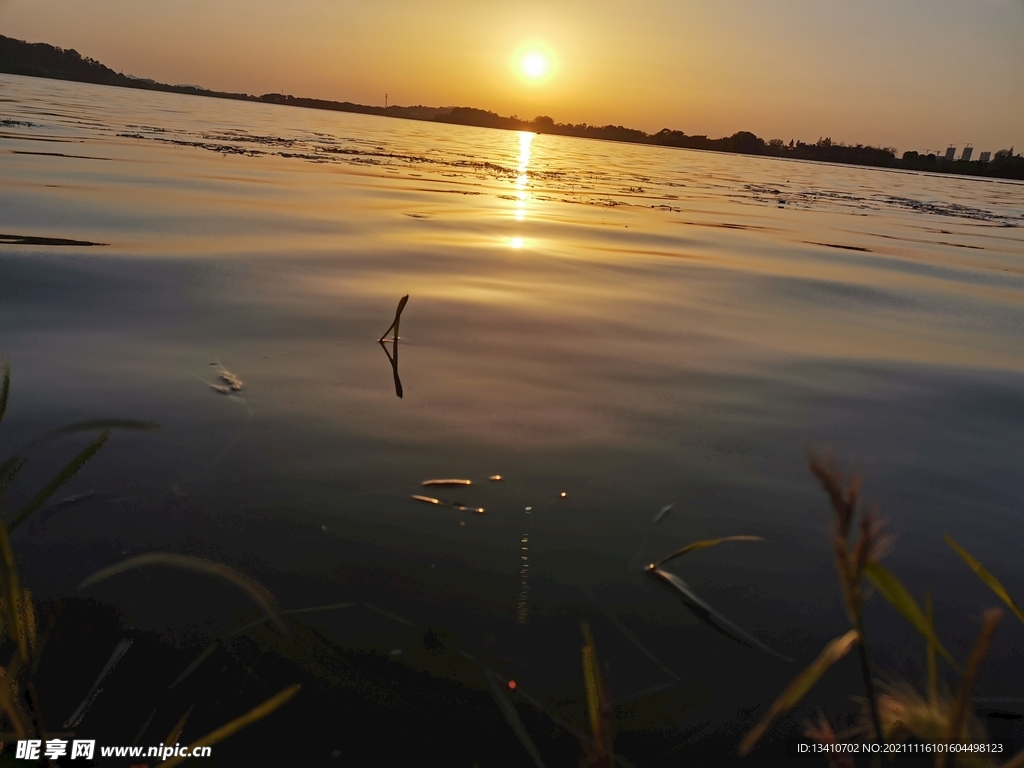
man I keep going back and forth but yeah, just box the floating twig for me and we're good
[378,295,409,342]
[412,495,443,505]
[422,479,472,487]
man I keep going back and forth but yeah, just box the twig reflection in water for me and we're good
[379,337,403,398]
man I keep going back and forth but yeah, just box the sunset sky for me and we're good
[3,0,1022,153]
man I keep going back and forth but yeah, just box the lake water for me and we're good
[2,73,1024,763]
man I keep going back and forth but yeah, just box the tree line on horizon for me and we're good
[2,34,1022,181]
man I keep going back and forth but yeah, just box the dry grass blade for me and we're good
[0,357,9,424]
[803,711,855,768]
[160,684,301,768]
[739,630,859,756]
[581,623,604,742]
[938,608,1002,767]
[77,552,288,635]
[925,590,937,703]
[945,536,1024,626]
[485,668,548,768]
[863,563,957,669]
[164,704,194,748]
[650,535,764,569]
[170,641,219,689]
[646,567,792,661]
[21,589,36,657]
[63,638,133,728]
[7,430,111,532]
[0,520,27,662]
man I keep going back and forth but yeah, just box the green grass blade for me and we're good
[646,566,792,661]
[650,535,764,569]
[863,562,957,668]
[12,419,159,458]
[945,536,1024,626]
[77,552,288,635]
[738,630,859,756]
[7,431,110,532]
[0,458,28,508]
[0,357,9,424]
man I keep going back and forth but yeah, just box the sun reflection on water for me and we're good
[511,131,533,231]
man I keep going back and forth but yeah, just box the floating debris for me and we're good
[422,479,472,487]
[412,495,443,505]
[414,493,484,514]
[219,370,243,389]
[211,368,243,395]
[653,503,674,524]
[489,475,503,481]
[559,492,567,498]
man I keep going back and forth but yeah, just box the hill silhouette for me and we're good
[2,34,1021,181]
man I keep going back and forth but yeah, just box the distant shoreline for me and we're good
[2,34,1022,182]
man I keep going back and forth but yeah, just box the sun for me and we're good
[521,52,548,79]
[512,42,557,84]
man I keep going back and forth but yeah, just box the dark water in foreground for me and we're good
[2,74,1024,764]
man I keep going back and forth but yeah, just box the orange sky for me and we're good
[2,0,1022,153]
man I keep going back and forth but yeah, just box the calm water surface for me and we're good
[3,74,1024,760]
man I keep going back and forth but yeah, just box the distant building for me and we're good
[945,146,957,161]
[960,146,973,162]
[980,151,991,163]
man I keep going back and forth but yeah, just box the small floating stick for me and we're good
[379,295,409,342]
[422,479,472,487]
[412,495,443,505]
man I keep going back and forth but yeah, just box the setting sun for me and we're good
[512,42,558,85]
[521,53,548,79]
